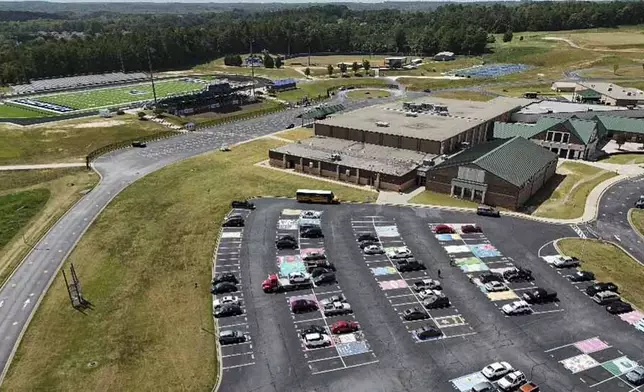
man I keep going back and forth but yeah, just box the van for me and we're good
[592,291,620,305]
[477,205,500,217]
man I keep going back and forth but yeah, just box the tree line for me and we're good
[1,1,644,85]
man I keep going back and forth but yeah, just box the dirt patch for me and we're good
[72,120,126,129]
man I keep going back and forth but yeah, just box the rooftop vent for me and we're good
[608,87,612,92]
[376,121,390,127]
[405,112,418,117]
[331,153,341,161]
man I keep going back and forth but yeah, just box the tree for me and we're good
[615,133,628,150]
[233,55,243,67]
[275,56,282,69]
[613,63,619,75]
[304,67,310,77]
[503,30,513,42]
[339,63,348,76]
[519,36,524,41]
[362,59,371,74]
[153,107,164,117]
[137,111,146,120]
[351,61,360,75]
[264,54,274,68]
[327,64,334,77]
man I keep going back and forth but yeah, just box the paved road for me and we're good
[0,96,394,382]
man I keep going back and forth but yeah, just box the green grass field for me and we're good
[0,104,51,119]
[631,209,644,238]
[345,89,391,100]
[601,154,644,165]
[276,78,390,102]
[0,137,375,392]
[409,190,479,208]
[431,90,493,101]
[0,189,50,249]
[35,80,206,110]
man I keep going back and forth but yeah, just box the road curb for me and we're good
[627,208,644,242]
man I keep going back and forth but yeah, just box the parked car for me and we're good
[301,227,323,238]
[625,366,644,386]
[291,299,318,313]
[522,288,558,304]
[387,247,413,259]
[323,301,353,317]
[213,295,241,308]
[481,361,513,380]
[412,326,442,341]
[132,140,147,148]
[310,267,332,278]
[319,294,345,306]
[214,303,243,318]
[502,301,532,315]
[592,291,620,305]
[418,289,443,300]
[606,300,633,314]
[433,224,455,234]
[553,256,580,268]
[359,240,381,249]
[470,381,498,392]
[461,224,482,233]
[357,233,378,242]
[211,282,238,294]
[635,319,644,333]
[635,199,644,209]
[287,272,309,284]
[423,293,451,309]
[396,258,425,272]
[363,244,385,255]
[231,200,255,209]
[212,273,238,285]
[219,330,247,345]
[497,371,526,391]
[305,259,336,272]
[477,205,500,217]
[412,279,442,292]
[476,272,504,284]
[313,272,336,285]
[276,236,298,249]
[303,332,331,348]
[300,210,322,219]
[519,383,540,392]
[300,325,326,338]
[222,215,244,227]
[331,320,360,334]
[403,307,430,321]
[286,123,295,129]
[302,250,326,261]
[484,281,509,292]
[567,271,594,282]
[586,282,618,296]
[503,267,533,282]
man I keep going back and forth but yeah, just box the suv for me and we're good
[276,236,298,249]
[291,299,318,313]
[302,250,326,261]
[503,267,533,282]
[586,282,618,296]
[396,258,425,272]
[477,205,500,217]
[476,272,504,284]
[231,200,255,209]
[301,227,323,238]
[592,291,620,305]
[357,233,378,242]
[214,303,243,318]
[553,256,580,268]
[222,215,244,227]
[313,272,336,285]
[132,140,147,148]
[212,273,238,285]
[433,224,455,234]
[219,330,247,345]
[305,259,336,272]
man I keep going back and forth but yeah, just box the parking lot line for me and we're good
[315,289,343,296]
[307,355,340,363]
[293,317,325,324]
[393,301,421,307]
[222,362,255,370]
[386,293,416,299]
[531,309,565,315]
[222,351,254,358]
[220,322,248,328]
[311,360,380,375]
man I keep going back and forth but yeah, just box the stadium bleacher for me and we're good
[10,72,148,95]
[12,98,74,113]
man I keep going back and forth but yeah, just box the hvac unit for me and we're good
[376,121,390,127]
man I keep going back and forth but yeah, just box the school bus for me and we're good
[296,189,339,204]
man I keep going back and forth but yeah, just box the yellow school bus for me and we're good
[296,189,339,204]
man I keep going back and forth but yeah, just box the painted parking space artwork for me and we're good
[277,255,306,277]
[281,209,302,216]
[332,332,371,356]
[221,231,242,239]
[435,233,462,241]
[454,257,489,273]
[278,219,299,230]
[374,225,400,237]
[378,279,409,290]
[469,244,502,258]
[575,337,611,354]
[371,266,398,276]
[444,245,471,254]
[450,371,489,392]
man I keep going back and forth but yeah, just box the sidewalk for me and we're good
[0,163,86,171]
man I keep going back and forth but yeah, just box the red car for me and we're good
[433,224,455,234]
[461,224,482,234]
[331,320,360,334]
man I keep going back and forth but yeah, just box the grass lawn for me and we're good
[431,90,493,101]
[486,83,555,97]
[285,54,388,68]
[276,78,390,102]
[0,114,168,165]
[0,168,98,285]
[0,189,50,249]
[397,77,482,91]
[1,137,375,392]
[194,60,303,80]
[410,190,479,208]
[527,162,617,219]
[557,239,644,310]
[631,209,644,238]
[345,89,391,100]
[36,80,205,110]
[600,154,644,165]
[0,104,51,119]
[274,127,314,141]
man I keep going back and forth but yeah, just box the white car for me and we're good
[481,361,513,380]
[363,245,384,255]
[323,301,353,316]
[303,332,331,348]
[553,256,580,268]
[300,210,322,219]
[288,272,309,284]
[502,301,531,315]
[213,295,241,308]
[387,247,413,259]
[302,250,326,261]
[484,281,509,292]
[418,289,443,300]
[497,370,527,391]
[412,279,441,292]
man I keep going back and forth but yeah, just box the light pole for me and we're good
[249,39,255,97]
[147,47,158,106]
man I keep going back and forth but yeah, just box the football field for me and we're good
[35,79,206,110]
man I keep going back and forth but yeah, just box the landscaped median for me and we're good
[557,238,644,310]
[0,137,375,392]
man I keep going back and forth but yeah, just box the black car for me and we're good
[396,258,425,272]
[606,300,633,314]
[223,215,244,227]
[313,272,336,285]
[476,272,504,284]
[212,273,238,285]
[586,282,619,296]
[291,299,318,313]
[300,325,326,338]
[276,237,298,250]
[357,233,378,242]
[211,282,238,294]
[423,295,450,309]
[286,123,295,129]
[403,307,430,321]
[413,326,442,341]
[231,200,255,209]
[476,205,500,217]
[301,227,323,238]
[214,303,243,318]
[132,140,147,148]
[503,267,533,282]
[219,330,247,345]
[310,267,332,278]
[359,240,380,249]
[567,271,595,282]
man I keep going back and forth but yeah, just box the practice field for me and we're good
[34,79,206,110]
[0,103,51,119]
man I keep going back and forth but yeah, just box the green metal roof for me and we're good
[493,122,543,140]
[493,116,597,145]
[298,104,345,120]
[576,89,602,99]
[595,115,644,135]
[434,136,557,187]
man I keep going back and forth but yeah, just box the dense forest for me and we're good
[1,1,644,85]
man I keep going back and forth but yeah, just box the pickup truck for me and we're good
[262,273,312,293]
[522,288,557,304]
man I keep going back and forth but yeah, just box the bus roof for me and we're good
[296,189,334,195]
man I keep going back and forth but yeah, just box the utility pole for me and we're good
[249,39,255,97]
[147,47,158,106]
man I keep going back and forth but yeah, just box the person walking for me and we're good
[437,269,442,279]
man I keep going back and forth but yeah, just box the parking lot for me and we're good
[215,199,644,392]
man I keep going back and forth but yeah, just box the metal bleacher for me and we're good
[10,72,148,95]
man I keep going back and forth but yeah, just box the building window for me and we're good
[562,133,570,143]
[553,132,562,142]
[546,131,553,141]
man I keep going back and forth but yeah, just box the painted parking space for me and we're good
[545,336,641,391]
[352,216,475,343]
[431,223,564,317]
[273,209,378,375]
[450,371,488,392]
[214,208,255,372]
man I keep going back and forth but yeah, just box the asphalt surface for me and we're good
[218,199,644,392]
[0,95,395,382]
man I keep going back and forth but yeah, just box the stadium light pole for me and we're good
[147,47,158,106]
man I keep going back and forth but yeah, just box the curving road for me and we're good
[0,95,395,383]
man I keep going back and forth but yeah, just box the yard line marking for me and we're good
[307,355,340,363]
[311,360,379,375]
[222,362,255,370]
[222,351,254,358]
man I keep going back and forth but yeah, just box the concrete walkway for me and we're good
[376,187,425,204]
[0,163,86,171]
